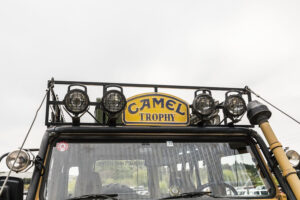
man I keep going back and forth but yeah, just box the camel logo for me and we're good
[123,93,189,126]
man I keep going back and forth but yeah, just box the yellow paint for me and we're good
[260,122,300,200]
[123,92,189,126]
[35,146,50,200]
[277,192,288,200]
[255,197,286,200]
[255,145,287,200]
[255,145,279,193]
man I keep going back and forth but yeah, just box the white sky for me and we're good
[1,0,300,170]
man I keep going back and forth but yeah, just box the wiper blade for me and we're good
[66,193,118,200]
[158,191,212,199]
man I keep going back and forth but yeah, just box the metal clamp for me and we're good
[269,142,282,152]
[284,171,298,179]
[34,156,45,176]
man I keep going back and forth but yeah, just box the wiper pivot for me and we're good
[66,193,118,200]
[158,191,212,199]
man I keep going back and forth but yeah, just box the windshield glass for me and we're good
[42,140,273,200]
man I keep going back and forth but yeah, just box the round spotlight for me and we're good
[192,91,215,116]
[6,150,31,172]
[224,94,246,118]
[102,90,127,114]
[64,89,89,115]
[286,150,300,168]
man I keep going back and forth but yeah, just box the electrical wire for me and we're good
[245,86,300,125]
[0,85,51,197]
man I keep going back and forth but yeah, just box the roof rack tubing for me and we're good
[49,101,98,106]
[23,148,39,151]
[0,153,9,163]
[53,80,246,91]
[45,81,51,126]
[47,122,253,127]
[49,122,103,126]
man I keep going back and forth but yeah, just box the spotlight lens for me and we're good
[102,91,126,113]
[6,150,30,172]
[225,95,246,117]
[64,89,89,114]
[287,150,300,167]
[193,94,215,116]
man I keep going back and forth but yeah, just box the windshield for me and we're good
[42,139,273,200]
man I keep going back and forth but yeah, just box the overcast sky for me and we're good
[1,0,300,170]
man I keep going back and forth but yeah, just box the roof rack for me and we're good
[45,79,253,127]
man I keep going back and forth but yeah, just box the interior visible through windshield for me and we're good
[42,139,273,200]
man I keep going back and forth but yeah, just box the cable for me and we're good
[245,86,300,125]
[87,110,103,125]
[0,85,51,196]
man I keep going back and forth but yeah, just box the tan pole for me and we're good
[260,122,300,199]
[247,100,300,199]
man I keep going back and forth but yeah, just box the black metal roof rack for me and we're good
[45,79,252,127]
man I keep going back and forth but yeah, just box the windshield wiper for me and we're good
[66,193,118,200]
[158,191,213,199]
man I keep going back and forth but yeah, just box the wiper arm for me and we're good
[158,191,212,199]
[66,193,118,200]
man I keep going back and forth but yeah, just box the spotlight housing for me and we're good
[286,150,300,168]
[224,91,246,121]
[102,87,127,115]
[6,150,31,172]
[192,89,215,117]
[64,85,89,115]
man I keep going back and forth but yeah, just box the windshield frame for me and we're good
[39,130,276,200]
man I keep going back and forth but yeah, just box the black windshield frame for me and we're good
[39,132,276,200]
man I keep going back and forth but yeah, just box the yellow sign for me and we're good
[123,92,190,126]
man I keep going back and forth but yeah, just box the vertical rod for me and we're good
[45,81,51,126]
[102,85,106,124]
